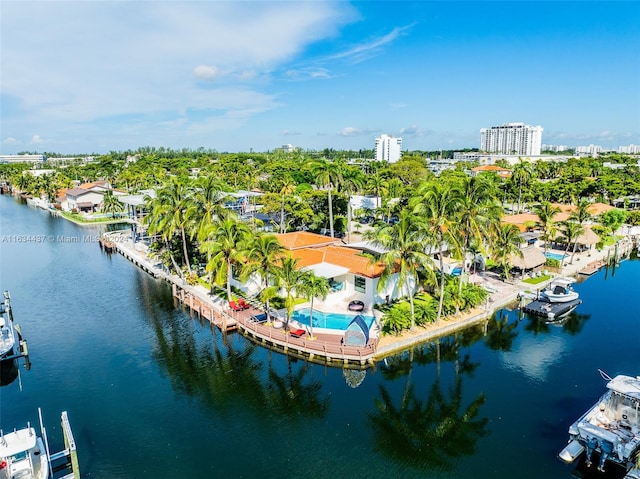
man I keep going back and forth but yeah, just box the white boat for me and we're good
[559,372,640,474]
[0,293,17,359]
[540,277,579,303]
[0,409,80,479]
[0,421,48,479]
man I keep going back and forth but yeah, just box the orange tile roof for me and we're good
[288,245,385,278]
[276,232,341,250]
[472,165,511,172]
[551,202,615,216]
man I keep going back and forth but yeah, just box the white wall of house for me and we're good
[66,191,104,210]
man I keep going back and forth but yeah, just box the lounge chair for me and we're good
[229,301,244,312]
[237,298,250,310]
[289,328,306,338]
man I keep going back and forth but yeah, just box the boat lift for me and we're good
[1,290,31,370]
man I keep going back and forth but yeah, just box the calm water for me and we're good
[0,194,639,479]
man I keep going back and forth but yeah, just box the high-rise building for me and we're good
[480,122,543,156]
[375,134,402,163]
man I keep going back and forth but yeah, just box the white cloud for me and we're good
[283,130,302,136]
[0,1,353,151]
[193,65,222,81]
[285,67,333,80]
[337,126,379,137]
[399,125,422,137]
[30,135,43,145]
[2,137,20,145]
[322,24,415,64]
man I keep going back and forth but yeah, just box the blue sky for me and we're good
[1,1,639,155]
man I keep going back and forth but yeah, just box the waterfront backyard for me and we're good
[2,188,640,479]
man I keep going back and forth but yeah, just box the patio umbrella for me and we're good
[510,246,546,270]
[575,227,600,246]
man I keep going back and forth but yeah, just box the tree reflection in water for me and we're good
[370,337,488,472]
[140,280,329,422]
[485,310,519,352]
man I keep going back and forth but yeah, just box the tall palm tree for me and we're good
[273,256,308,326]
[339,165,364,243]
[200,216,251,302]
[572,197,592,226]
[239,233,284,319]
[367,171,389,214]
[299,273,330,339]
[534,201,561,254]
[188,175,229,242]
[560,220,585,265]
[364,209,435,330]
[511,158,535,213]
[312,159,343,238]
[490,223,523,280]
[453,176,501,314]
[278,177,296,234]
[101,190,124,218]
[411,181,462,323]
[147,177,194,272]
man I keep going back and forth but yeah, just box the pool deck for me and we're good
[103,230,635,368]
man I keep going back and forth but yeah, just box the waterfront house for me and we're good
[65,187,105,212]
[231,232,414,309]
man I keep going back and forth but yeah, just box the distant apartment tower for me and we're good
[480,122,543,156]
[375,134,402,163]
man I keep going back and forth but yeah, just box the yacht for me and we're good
[559,372,640,474]
[540,277,580,303]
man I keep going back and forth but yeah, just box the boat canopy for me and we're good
[343,315,370,347]
[607,375,640,400]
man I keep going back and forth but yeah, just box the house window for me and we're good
[354,276,366,294]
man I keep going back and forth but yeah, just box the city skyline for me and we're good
[1,1,639,155]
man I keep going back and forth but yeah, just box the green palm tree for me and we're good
[299,273,330,339]
[560,220,585,264]
[511,158,535,213]
[278,177,296,234]
[273,256,308,326]
[101,190,124,218]
[534,201,561,254]
[200,216,251,302]
[339,165,364,243]
[411,181,462,323]
[239,233,284,319]
[364,209,435,330]
[188,175,229,242]
[490,223,523,279]
[453,176,501,314]
[313,159,343,238]
[145,178,194,272]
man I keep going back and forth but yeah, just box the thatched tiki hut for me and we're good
[510,246,547,272]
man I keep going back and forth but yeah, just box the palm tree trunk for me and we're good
[226,259,233,302]
[328,187,334,238]
[280,194,286,234]
[309,297,315,338]
[408,291,416,330]
[570,240,579,264]
[436,244,446,323]
[455,242,468,315]
[166,239,183,279]
[181,227,191,272]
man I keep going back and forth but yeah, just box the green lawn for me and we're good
[522,274,552,285]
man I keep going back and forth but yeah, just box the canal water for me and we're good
[0,193,639,479]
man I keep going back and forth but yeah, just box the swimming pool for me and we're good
[545,252,566,261]
[291,309,376,331]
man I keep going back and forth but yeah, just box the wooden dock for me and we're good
[522,298,582,319]
[580,259,606,276]
[171,284,377,367]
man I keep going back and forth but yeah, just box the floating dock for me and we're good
[522,298,582,319]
